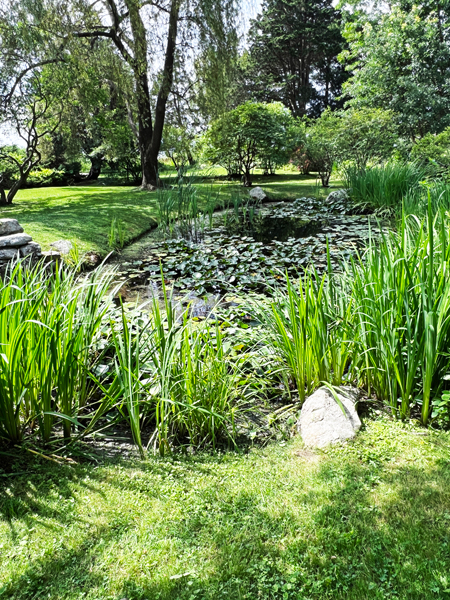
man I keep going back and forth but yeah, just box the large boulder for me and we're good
[298,386,362,448]
[249,186,267,202]
[0,233,32,248]
[0,218,24,236]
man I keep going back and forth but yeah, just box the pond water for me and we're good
[113,195,386,311]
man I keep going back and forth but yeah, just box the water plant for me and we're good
[251,266,354,402]
[346,205,450,424]
[254,205,450,424]
[0,259,262,453]
[108,217,126,249]
[156,170,220,241]
[0,261,119,444]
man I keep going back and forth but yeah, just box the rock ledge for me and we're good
[0,219,41,272]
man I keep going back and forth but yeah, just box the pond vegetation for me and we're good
[2,172,450,459]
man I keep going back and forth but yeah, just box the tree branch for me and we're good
[2,58,61,107]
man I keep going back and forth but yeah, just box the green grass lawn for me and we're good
[1,418,450,599]
[0,186,158,255]
[0,172,341,256]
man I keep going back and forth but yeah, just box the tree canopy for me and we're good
[246,0,347,117]
[201,101,299,185]
[340,0,450,139]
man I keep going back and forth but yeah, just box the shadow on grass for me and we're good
[2,443,450,599]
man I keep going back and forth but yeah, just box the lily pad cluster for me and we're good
[116,197,384,295]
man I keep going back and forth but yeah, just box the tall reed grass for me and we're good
[344,162,427,213]
[0,261,259,453]
[0,261,119,444]
[3,202,450,454]
[403,179,450,216]
[254,206,450,425]
[156,171,219,241]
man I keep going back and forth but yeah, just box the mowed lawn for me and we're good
[0,186,159,255]
[0,172,341,256]
[1,419,450,599]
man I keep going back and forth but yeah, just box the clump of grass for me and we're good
[251,269,354,403]
[156,171,221,241]
[100,281,261,455]
[0,261,119,444]
[345,161,427,214]
[347,206,450,423]
[108,217,126,249]
[0,260,262,454]
[403,179,450,216]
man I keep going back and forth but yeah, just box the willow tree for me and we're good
[1,0,240,190]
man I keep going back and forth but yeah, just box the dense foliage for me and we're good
[201,101,300,184]
[246,0,347,116]
[341,0,450,138]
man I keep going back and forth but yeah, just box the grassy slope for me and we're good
[1,418,449,600]
[0,186,158,254]
[0,172,340,255]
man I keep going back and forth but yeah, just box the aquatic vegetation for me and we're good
[0,261,120,444]
[2,196,450,455]
[256,207,450,425]
[118,199,383,295]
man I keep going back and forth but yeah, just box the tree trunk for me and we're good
[142,0,179,189]
[187,149,195,166]
[0,173,28,205]
[87,156,103,180]
[0,187,9,205]
[141,150,159,190]
[243,169,252,186]
[320,172,330,187]
[75,0,180,189]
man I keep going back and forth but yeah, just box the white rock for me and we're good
[0,233,32,248]
[50,239,73,255]
[298,386,362,448]
[326,189,349,203]
[249,186,267,202]
[0,218,24,236]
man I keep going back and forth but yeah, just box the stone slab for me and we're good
[0,247,20,260]
[0,218,23,236]
[0,233,32,248]
[42,250,61,263]
[20,242,42,257]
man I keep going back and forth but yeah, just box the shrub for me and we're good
[303,111,341,186]
[201,101,298,185]
[411,128,450,177]
[336,108,398,170]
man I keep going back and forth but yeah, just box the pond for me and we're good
[113,194,385,310]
